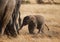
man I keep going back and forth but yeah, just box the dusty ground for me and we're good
[0,4,60,42]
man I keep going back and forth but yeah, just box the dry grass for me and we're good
[0,4,60,42]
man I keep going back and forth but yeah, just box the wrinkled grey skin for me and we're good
[5,12,21,37]
[0,0,16,35]
[0,0,8,20]
[0,0,8,33]
[5,0,21,36]
[12,0,21,34]
[18,15,49,34]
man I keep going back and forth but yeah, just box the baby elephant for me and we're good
[18,15,49,34]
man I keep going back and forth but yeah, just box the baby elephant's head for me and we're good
[21,16,30,28]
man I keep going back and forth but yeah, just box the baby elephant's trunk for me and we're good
[18,24,23,31]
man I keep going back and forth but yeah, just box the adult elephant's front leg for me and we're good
[1,0,16,35]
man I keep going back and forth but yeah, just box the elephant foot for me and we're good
[29,32,35,34]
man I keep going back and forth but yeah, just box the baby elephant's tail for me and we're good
[45,24,49,31]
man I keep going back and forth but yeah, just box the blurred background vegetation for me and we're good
[21,0,60,4]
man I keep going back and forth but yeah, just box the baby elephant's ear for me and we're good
[26,16,30,20]
[26,16,30,22]
[24,16,29,20]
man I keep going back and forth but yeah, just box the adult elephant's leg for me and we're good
[19,11,21,28]
[1,0,16,35]
[0,0,8,33]
[13,0,21,34]
[17,12,21,34]
[0,0,8,20]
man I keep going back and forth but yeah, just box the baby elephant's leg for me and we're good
[28,22,36,34]
[37,24,44,33]
[28,25,35,34]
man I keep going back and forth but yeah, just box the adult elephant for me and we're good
[0,0,16,35]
